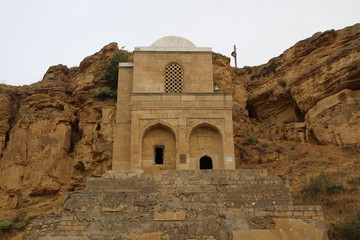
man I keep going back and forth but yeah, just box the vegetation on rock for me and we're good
[295,171,360,239]
[89,87,117,100]
[103,50,129,89]
[244,135,259,145]
[0,221,12,233]
[301,172,344,197]
[0,211,28,236]
[89,50,128,100]
[331,211,360,240]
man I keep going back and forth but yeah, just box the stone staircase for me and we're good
[31,169,328,240]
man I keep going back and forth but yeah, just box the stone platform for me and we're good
[32,170,328,240]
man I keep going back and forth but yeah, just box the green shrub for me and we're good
[15,211,27,219]
[302,172,344,198]
[0,221,12,233]
[244,135,259,145]
[331,211,360,240]
[89,87,117,100]
[13,211,27,223]
[326,184,345,194]
[14,223,26,230]
[103,50,129,89]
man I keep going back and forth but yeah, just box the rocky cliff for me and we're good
[0,43,119,216]
[223,23,360,147]
[0,24,359,223]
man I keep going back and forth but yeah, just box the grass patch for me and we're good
[15,211,27,219]
[330,211,360,240]
[244,135,259,145]
[89,87,117,100]
[0,221,12,233]
[0,211,30,235]
[301,172,344,198]
[14,223,26,230]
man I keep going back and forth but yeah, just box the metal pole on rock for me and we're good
[231,45,237,68]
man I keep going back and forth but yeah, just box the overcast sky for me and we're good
[0,0,359,86]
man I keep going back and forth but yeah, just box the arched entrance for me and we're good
[200,156,213,170]
[189,124,223,169]
[142,124,176,173]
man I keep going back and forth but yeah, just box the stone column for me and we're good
[177,117,188,169]
[112,63,133,170]
[130,115,142,170]
[223,107,236,169]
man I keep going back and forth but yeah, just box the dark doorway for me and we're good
[154,146,164,164]
[200,156,213,170]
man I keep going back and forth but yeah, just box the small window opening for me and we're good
[200,156,213,170]
[154,146,164,165]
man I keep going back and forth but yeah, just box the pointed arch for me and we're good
[189,122,224,139]
[141,122,177,172]
[141,121,177,140]
[189,123,223,169]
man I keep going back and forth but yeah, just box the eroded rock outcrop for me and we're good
[231,24,360,147]
[0,44,119,213]
[306,89,360,146]
[234,24,360,123]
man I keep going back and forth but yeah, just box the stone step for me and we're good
[85,177,287,191]
[85,177,156,192]
[100,169,269,180]
[155,169,269,178]
[85,170,285,193]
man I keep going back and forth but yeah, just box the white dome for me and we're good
[151,36,196,48]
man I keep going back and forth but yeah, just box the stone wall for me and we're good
[132,52,213,93]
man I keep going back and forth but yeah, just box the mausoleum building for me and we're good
[44,37,327,240]
[112,36,236,173]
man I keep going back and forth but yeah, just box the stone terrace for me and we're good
[30,170,327,240]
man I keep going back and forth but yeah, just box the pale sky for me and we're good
[0,0,359,86]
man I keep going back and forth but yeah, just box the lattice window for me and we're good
[164,63,183,93]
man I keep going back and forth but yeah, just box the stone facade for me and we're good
[113,36,235,173]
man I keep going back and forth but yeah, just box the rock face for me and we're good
[0,43,119,212]
[306,89,360,146]
[0,24,359,217]
[231,24,360,146]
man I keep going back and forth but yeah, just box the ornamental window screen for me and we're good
[164,63,183,93]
